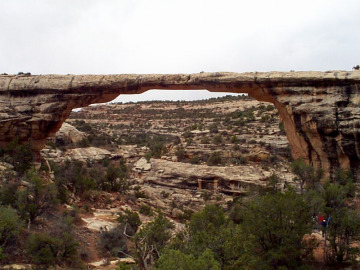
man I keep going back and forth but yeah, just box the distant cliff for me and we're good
[1,71,359,179]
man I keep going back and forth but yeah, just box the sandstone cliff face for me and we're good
[0,71,359,179]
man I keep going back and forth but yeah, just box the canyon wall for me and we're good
[0,71,359,179]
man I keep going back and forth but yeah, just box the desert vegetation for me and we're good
[0,95,359,269]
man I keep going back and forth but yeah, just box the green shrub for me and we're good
[26,233,60,266]
[291,159,323,194]
[246,112,255,122]
[26,221,79,267]
[177,209,194,221]
[190,155,200,164]
[148,141,167,158]
[235,119,245,127]
[0,247,4,261]
[183,131,193,139]
[174,204,245,268]
[0,137,34,175]
[175,147,186,161]
[134,188,147,199]
[135,212,174,263]
[54,159,129,194]
[201,190,213,201]
[117,262,135,270]
[26,214,81,269]
[118,210,141,234]
[100,225,128,257]
[58,231,79,265]
[53,160,95,198]
[232,144,240,151]
[160,191,170,199]
[321,172,360,263]
[101,163,129,192]
[141,135,169,158]
[200,136,210,144]
[242,189,313,268]
[279,121,285,135]
[231,135,239,144]
[77,137,90,147]
[155,249,220,270]
[266,173,281,193]
[209,123,218,133]
[139,204,153,216]
[260,114,271,122]
[207,152,222,166]
[144,152,152,161]
[212,134,223,145]
[0,206,23,254]
[17,169,58,223]
[0,179,20,207]
[231,155,247,165]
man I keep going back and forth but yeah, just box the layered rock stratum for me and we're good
[0,71,360,178]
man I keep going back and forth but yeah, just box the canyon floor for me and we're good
[39,95,296,268]
[1,95,325,269]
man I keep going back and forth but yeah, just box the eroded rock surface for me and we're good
[1,71,360,178]
[55,122,86,144]
[147,159,294,191]
[41,146,113,163]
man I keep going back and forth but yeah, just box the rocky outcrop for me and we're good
[133,157,152,172]
[55,122,86,144]
[1,71,360,178]
[41,147,112,163]
[148,159,295,191]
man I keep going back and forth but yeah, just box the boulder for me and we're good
[55,122,86,144]
[65,147,112,162]
[133,157,152,172]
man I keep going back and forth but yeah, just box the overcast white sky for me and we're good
[1,0,359,102]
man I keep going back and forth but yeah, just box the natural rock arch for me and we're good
[1,71,360,179]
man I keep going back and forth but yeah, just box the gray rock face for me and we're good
[0,71,360,179]
[148,159,294,190]
[55,123,86,144]
[41,147,112,163]
[133,157,152,172]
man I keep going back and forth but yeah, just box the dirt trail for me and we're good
[81,207,136,269]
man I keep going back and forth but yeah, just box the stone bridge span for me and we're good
[0,71,359,179]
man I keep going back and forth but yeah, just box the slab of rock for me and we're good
[82,208,119,232]
[116,145,139,158]
[89,258,135,268]
[0,264,33,270]
[148,159,295,189]
[55,122,86,144]
[0,162,13,173]
[41,146,112,163]
[133,157,152,172]
[152,159,265,183]
[82,217,116,232]
[65,147,112,162]
[171,208,184,218]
